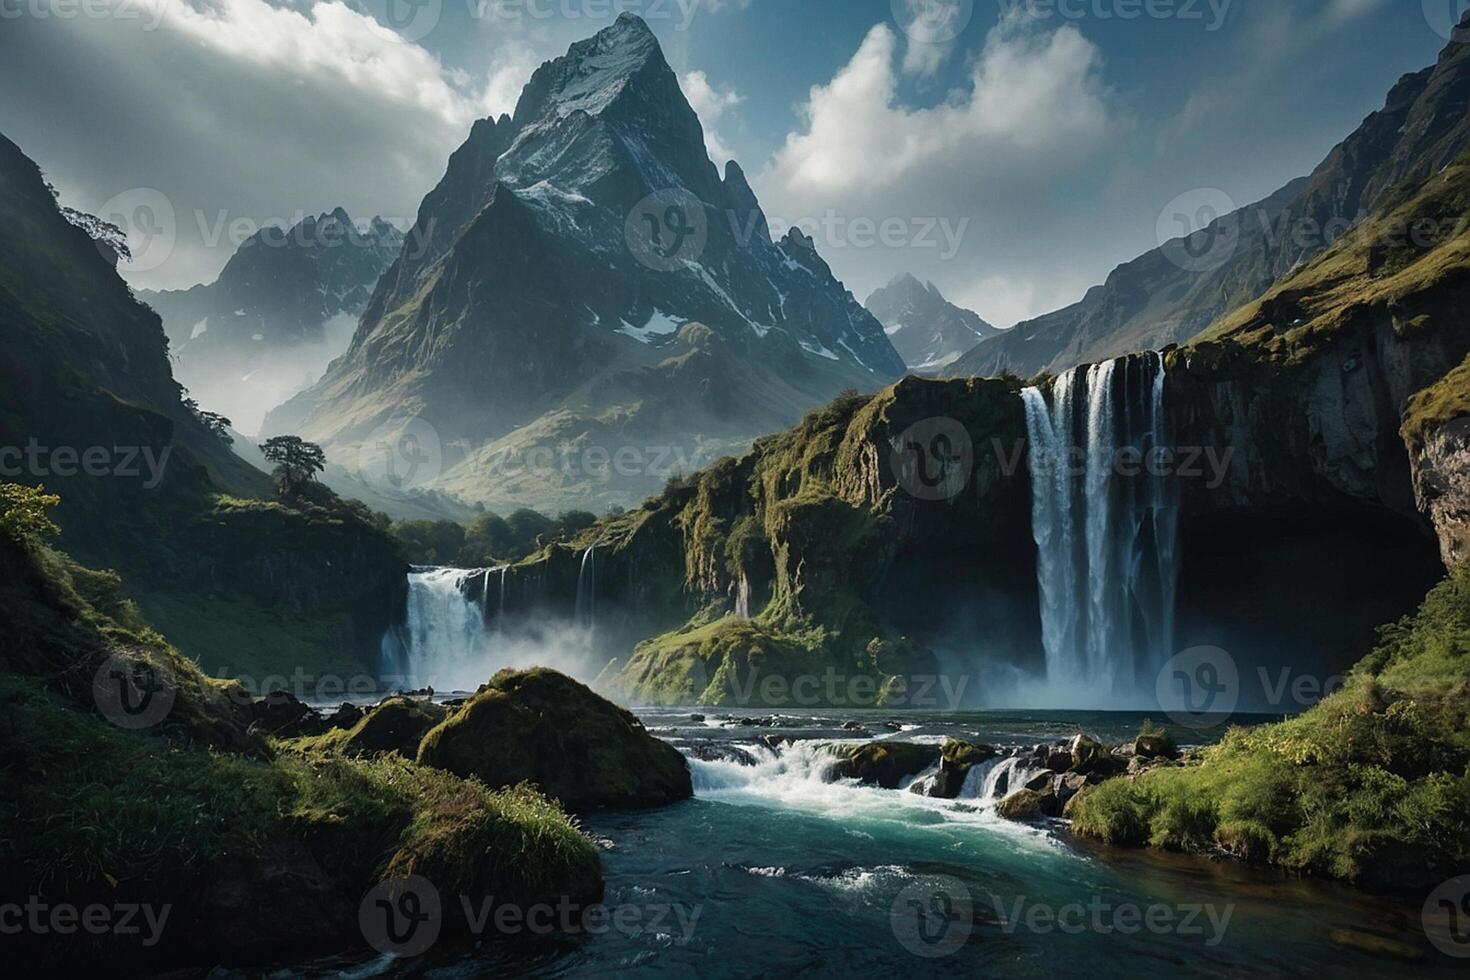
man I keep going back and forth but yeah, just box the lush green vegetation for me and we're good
[1072,570,1470,888]
[0,489,602,967]
[1403,351,1470,455]
[390,507,600,566]
[612,375,1026,706]
[1201,153,1470,365]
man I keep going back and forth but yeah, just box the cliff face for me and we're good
[571,159,1470,705]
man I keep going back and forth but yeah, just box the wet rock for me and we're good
[1045,749,1073,771]
[925,738,997,799]
[996,787,1060,821]
[1023,770,1056,793]
[1069,734,1122,776]
[688,743,759,766]
[417,668,693,810]
[828,741,939,789]
[883,720,904,732]
[1052,772,1088,808]
[690,713,706,722]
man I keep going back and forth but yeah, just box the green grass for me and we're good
[1071,571,1470,886]
[130,588,366,685]
[1402,352,1470,456]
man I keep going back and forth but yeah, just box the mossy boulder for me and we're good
[997,787,1060,821]
[330,696,448,758]
[417,668,692,810]
[921,738,996,798]
[828,741,938,789]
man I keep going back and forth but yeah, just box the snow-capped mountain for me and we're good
[264,14,903,513]
[139,209,402,434]
[864,273,1000,372]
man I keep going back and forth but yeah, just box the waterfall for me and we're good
[575,546,596,630]
[398,567,492,691]
[1021,352,1179,702]
[499,565,509,619]
[734,575,752,620]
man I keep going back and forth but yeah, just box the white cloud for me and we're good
[1322,0,1386,27]
[749,14,1119,326]
[680,69,743,168]
[765,16,1113,197]
[0,0,542,290]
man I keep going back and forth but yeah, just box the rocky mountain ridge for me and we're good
[264,14,904,514]
[864,273,999,372]
[947,21,1470,380]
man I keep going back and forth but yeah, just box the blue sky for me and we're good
[0,0,1453,325]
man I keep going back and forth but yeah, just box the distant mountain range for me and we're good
[263,14,904,514]
[139,209,402,435]
[863,273,999,372]
[948,25,1470,380]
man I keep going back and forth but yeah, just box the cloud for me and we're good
[0,0,540,290]
[1321,0,1386,27]
[765,16,1113,197]
[754,14,1118,327]
[680,70,743,167]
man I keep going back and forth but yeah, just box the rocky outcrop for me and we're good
[922,738,997,798]
[1410,419,1470,567]
[827,741,938,789]
[417,668,692,809]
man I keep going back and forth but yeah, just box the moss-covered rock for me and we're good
[417,668,692,810]
[827,741,938,789]
[293,696,448,758]
[996,787,1059,821]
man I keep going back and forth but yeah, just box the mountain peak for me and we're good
[866,274,999,372]
[513,13,666,125]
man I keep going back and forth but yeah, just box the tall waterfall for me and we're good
[1022,352,1179,701]
[394,567,492,690]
